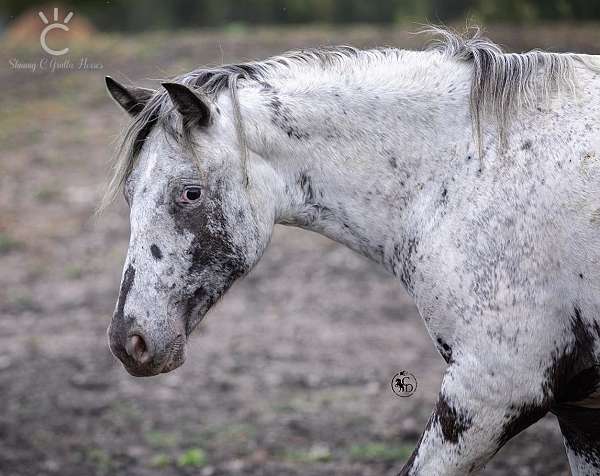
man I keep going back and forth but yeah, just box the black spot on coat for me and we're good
[114,264,135,321]
[433,394,473,443]
[497,402,548,447]
[436,337,453,363]
[547,307,600,404]
[150,244,163,260]
[556,405,600,468]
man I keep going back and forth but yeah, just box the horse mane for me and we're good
[425,26,588,147]
[101,26,594,210]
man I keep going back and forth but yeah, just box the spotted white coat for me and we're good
[105,28,600,475]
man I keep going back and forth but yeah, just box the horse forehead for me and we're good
[139,144,162,183]
[135,141,185,188]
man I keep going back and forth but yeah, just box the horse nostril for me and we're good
[126,334,151,365]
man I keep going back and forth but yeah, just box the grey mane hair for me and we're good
[424,25,590,149]
[100,26,596,211]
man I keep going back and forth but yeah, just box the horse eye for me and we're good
[181,186,202,203]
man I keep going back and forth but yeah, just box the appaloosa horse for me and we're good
[104,27,600,475]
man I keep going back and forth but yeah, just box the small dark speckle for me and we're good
[579,273,584,279]
[436,337,452,362]
[150,244,163,260]
[389,156,398,169]
[522,140,532,151]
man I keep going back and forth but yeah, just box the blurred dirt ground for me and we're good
[2,24,599,476]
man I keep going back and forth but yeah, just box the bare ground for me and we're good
[2,24,599,476]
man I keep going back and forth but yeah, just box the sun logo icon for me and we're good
[38,8,74,56]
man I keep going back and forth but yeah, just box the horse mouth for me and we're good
[123,353,185,377]
[160,357,185,374]
[159,335,186,374]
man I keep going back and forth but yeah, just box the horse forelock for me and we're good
[101,26,597,211]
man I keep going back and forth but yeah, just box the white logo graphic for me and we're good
[38,8,73,56]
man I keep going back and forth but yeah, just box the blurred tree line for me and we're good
[1,0,599,31]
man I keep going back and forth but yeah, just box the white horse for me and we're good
[104,27,600,475]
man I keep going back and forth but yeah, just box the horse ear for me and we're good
[105,76,154,117]
[161,82,211,127]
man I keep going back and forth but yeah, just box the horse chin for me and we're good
[159,335,187,374]
[123,351,186,377]
[160,352,186,374]
[123,365,163,378]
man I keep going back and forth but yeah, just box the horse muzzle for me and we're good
[108,320,186,377]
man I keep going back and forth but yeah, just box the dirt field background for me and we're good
[2,24,600,476]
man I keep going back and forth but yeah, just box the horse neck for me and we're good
[240,51,475,272]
